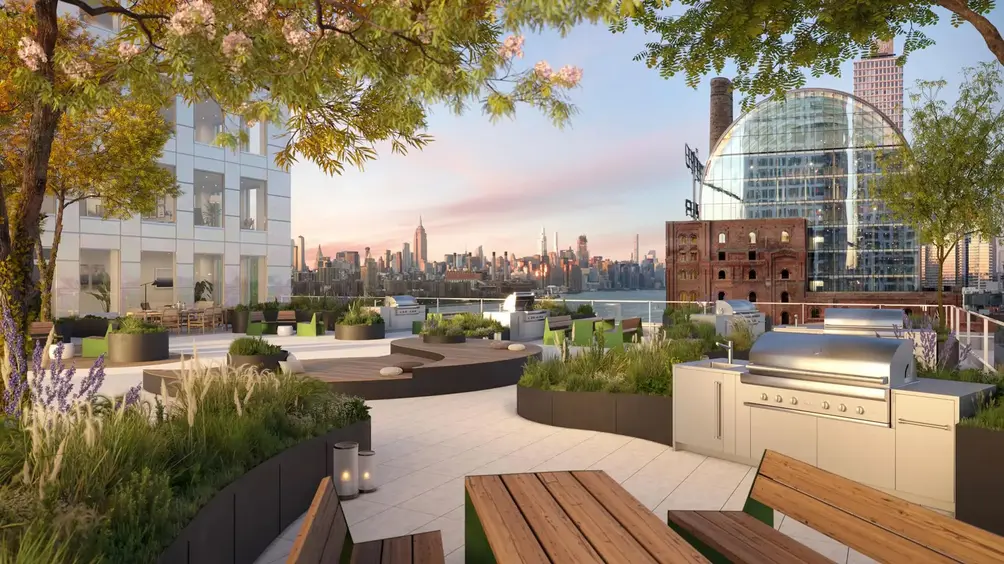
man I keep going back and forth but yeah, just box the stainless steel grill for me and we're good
[502,292,536,312]
[823,308,907,332]
[715,300,762,324]
[742,331,916,425]
[383,295,418,307]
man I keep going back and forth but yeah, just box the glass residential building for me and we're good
[700,88,919,292]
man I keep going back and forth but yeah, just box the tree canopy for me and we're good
[617,0,1004,108]
[875,61,1004,309]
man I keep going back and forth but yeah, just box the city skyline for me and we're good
[291,8,1002,263]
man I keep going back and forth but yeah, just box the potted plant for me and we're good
[322,297,345,331]
[107,317,170,363]
[955,377,1004,535]
[86,275,112,313]
[262,298,280,322]
[227,336,289,372]
[334,301,385,340]
[231,303,250,333]
[572,303,595,319]
[421,317,467,344]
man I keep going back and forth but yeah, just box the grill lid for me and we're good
[823,308,906,331]
[716,300,759,315]
[384,295,418,307]
[747,331,915,386]
[502,292,536,312]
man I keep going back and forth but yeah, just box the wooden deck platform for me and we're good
[142,337,542,400]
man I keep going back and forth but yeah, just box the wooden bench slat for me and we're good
[350,539,382,563]
[411,531,445,564]
[668,510,831,563]
[465,475,549,563]
[757,451,1004,563]
[754,476,955,563]
[500,473,604,563]
[289,477,342,563]
[319,504,349,563]
[573,471,709,563]
[381,535,411,563]
[537,471,657,563]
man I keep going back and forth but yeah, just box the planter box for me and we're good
[516,386,673,446]
[231,310,250,334]
[159,419,371,564]
[322,311,340,331]
[59,317,110,339]
[956,426,1004,535]
[262,310,279,322]
[422,334,466,344]
[335,323,385,341]
[108,332,170,364]
[228,351,289,373]
[939,338,960,369]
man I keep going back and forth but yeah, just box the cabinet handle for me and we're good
[715,381,722,440]
[897,418,951,431]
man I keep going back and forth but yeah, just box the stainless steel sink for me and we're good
[708,362,739,370]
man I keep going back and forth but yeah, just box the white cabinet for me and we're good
[749,405,817,465]
[817,418,895,490]
[894,393,956,504]
[673,368,735,455]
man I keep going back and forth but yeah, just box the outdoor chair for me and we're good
[246,311,266,336]
[543,316,569,345]
[187,310,211,334]
[570,318,596,346]
[296,313,322,336]
[161,308,181,332]
[82,324,111,358]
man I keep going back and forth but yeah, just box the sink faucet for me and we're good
[717,340,734,364]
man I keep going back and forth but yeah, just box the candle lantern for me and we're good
[358,450,376,493]
[333,441,359,499]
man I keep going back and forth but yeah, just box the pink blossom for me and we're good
[335,14,358,32]
[497,34,524,60]
[533,60,552,80]
[168,0,216,39]
[61,59,92,81]
[393,0,411,7]
[282,19,311,52]
[17,37,47,71]
[554,65,583,87]
[222,31,252,58]
[248,0,269,21]
[117,41,142,59]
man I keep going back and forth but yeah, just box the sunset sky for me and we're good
[291,7,1003,265]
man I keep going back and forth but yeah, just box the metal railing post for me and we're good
[436,298,440,313]
[479,299,484,313]
[984,317,990,368]
[648,301,652,324]
[966,310,972,348]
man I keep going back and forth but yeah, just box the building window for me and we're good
[749,232,757,244]
[143,164,177,223]
[718,251,725,261]
[781,230,790,243]
[780,268,790,280]
[689,251,698,262]
[194,170,224,228]
[239,177,267,231]
[80,198,105,218]
[748,269,757,280]
[241,119,266,155]
[781,311,790,324]
[81,0,115,29]
[718,232,726,244]
[781,291,790,303]
[161,97,177,133]
[717,291,726,300]
[717,270,726,280]
[194,254,223,304]
[689,233,697,243]
[194,100,224,145]
[748,292,757,303]
[748,250,756,261]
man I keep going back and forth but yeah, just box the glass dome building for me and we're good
[701,88,919,292]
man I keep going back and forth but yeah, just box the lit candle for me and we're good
[333,442,359,500]
[359,450,376,493]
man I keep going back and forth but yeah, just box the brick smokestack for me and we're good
[709,77,734,151]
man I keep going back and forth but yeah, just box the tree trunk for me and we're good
[937,0,1004,66]
[0,0,61,335]
[936,245,947,330]
[37,197,65,322]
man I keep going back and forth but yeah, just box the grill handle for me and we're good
[897,418,950,431]
[746,363,889,386]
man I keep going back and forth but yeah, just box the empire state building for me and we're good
[414,216,428,266]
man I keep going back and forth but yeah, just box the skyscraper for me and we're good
[539,227,548,258]
[413,216,428,266]
[853,39,904,131]
[553,231,559,255]
[634,234,640,265]
[402,242,411,271]
[577,235,589,268]
[298,235,306,272]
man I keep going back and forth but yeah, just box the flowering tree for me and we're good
[0,0,600,336]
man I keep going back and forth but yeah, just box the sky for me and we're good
[292,7,1003,265]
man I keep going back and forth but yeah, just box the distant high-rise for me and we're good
[413,216,428,266]
[315,244,324,270]
[634,234,640,265]
[553,231,559,255]
[402,242,411,271]
[539,227,548,258]
[853,39,904,131]
[576,235,589,268]
[298,236,306,272]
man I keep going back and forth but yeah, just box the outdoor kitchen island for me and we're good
[673,331,995,514]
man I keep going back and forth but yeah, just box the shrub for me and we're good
[420,313,501,337]
[262,300,280,312]
[535,299,571,316]
[338,300,384,326]
[729,319,757,351]
[229,336,283,356]
[113,316,166,335]
[233,304,249,312]
[575,304,595,317]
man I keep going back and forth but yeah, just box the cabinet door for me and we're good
[673,372,724,453]
[749,406,817,465]
[817,418,895,490]
[896,419,954,503]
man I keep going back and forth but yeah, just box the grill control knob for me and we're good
[821,401,830,410]
[790,397,798,405]
[760,393,768,401]
[775,395,783,403]
[838,404,847,412]
[856,406,865,415]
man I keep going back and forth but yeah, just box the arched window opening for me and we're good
[748,269,757,280]
[718,232,726,244]
[781,311,790,324]
[748,292,757,303]
[718,270,726,280]
[749,232,757,244]
[781,231,790,243]
[717,291,726,300]
[781,269,790,280]
[781,291,790,303]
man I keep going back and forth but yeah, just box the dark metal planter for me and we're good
[158,419,372,564]
[322,311,339,331]
[107,332,170,364]
[230,310,250,334]
[335,323,385,341]
[262,310,279,322]
[516,386,673,446]
[228,351,289,373]
[422,334,467,344]
[956,426,1004,535]
[60,317,110,339]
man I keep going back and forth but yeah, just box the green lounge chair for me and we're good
[296,313,322,336]
[600,326,625,350]
[412,320,424,334]
[82,324,111,358]
[246,311,266,336]
[543,317,568,345]
[571,319,596,346]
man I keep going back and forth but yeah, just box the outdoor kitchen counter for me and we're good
[897,378,995,399]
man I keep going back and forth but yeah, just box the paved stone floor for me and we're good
[254,385,877,564]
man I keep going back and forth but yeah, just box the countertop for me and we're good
[895,378,996,399]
